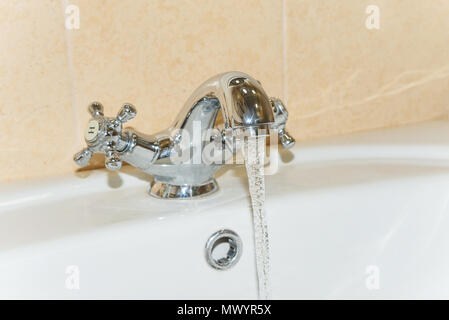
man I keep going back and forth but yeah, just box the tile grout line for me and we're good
[61,0,82,149]
[282,0,288,105]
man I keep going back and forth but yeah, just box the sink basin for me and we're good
[1,120,449,299]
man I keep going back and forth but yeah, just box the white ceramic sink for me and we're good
[1,120,449,299]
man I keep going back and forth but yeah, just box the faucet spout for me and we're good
[172,72,275,133]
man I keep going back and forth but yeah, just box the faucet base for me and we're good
[148,179,219,199]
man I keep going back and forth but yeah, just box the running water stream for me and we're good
[243,135,271,300]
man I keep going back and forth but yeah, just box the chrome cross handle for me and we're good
[73,102,137,171]
[270,97,295,149]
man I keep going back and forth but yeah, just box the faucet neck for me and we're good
[170,72,275,132]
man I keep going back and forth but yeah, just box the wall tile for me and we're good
[0,0,76,182]
[286,0,449,141]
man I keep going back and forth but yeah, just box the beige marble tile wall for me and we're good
[287,0,449,139]
[0,1,76,182]
[1,0,448,182]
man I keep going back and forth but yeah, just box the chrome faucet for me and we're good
[73,71,295,199]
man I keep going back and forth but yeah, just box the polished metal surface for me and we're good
[205,229,242,270]
[172,72,274,130]
[73,71,295,199]
[149,179,218,199]
[270,97,296,149]
[74,102,137,171]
